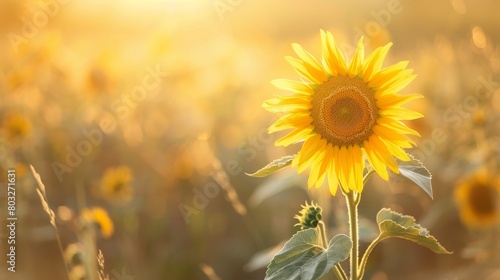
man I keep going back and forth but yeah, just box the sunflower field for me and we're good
[1,0,500,280]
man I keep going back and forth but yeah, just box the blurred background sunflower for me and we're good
[1,112,32,143]
[1,0,500,279]
[81,207,115,239]
[455,171,499,229]
[97,166,134,204]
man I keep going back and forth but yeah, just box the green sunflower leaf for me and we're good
[394,153,433,199]
[246,155,296,177]
[265,229,351,280]
[376,208,452,254]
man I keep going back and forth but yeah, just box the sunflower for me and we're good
[2,113,32,142]
[263,30,422,195]
[99,166,133,203]
[64,243,85,266]
[455,171,499,228]
[81,207,114,238]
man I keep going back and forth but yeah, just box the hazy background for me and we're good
[1,0,500,279]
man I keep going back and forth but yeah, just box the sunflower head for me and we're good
[64,243,85,266]
[264,30,422,195]
[81,207,114,238]
[99,166,133,203]
[2,113,32,142]
[294,201,323,230]
[455,171,500,229]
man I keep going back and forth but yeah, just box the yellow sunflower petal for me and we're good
[293,135,324,172]
[328,176,339,195]
[268,113,312,133]
[362,42,393,82]
[265,94,312,104]
[350,145,365,192]
[331,145,350,193]
[292,43,328,82]
[380,106,424,120]
[275,126,314,147]
[375,93,423,108]
[285,56,324,84]
[294,134,321,162]
[314,144,334,189]
[369,61,409,88]
[308,150,327,189]
[327,145,340,195]
[336,146,351,191]
[297,148,325,175]
[263,96,312,113]
[378,73,416,94]
[379,137,411,161]
[377,68,413,88]
[316,172,327,190]
[271,79,314,95]
[348,37,365,78]
[362,141,389,180]
[377,117,420,136]
[368,134,399,174]
[320,29,347,76]
[300,139,327,173]
[373,125,416,147]
[307,163,320,189]
[320,30,336,76]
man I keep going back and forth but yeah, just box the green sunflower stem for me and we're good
[344,190,360,280]
[332,264,349,280]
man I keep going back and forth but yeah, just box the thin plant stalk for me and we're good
[318,221,347,280]
[31,166,71,280]
[358,235,382,279]
[55,229,71,280]
[332,263,349,280]
[77,182,98,280]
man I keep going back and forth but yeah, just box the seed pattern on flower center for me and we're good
[310,75,377,146]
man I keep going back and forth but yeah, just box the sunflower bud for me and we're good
[294,201,323,230]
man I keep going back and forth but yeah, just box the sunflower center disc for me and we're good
[469,183,496,215]
[311,76,377,146]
